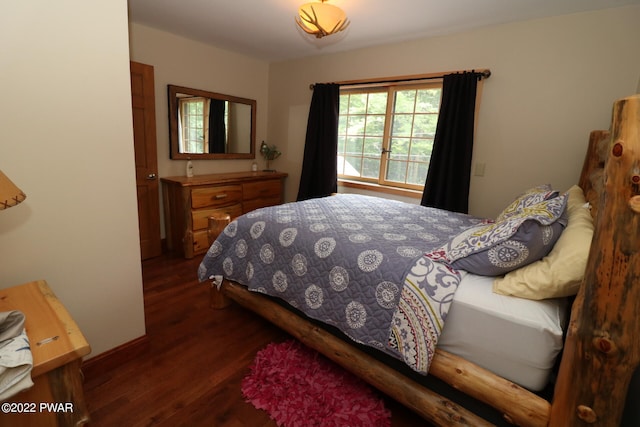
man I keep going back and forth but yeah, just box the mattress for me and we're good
[437,273,567,391]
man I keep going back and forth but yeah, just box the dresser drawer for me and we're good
[191,230,211,255]
[243,180,282,201]
[192,185,242,209]
[244,196,282,213]
[192,204,243,230]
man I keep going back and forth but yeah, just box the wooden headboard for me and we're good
[551,94,640,425]
[579,129,610,219]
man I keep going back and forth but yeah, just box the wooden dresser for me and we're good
[162,171,287,258]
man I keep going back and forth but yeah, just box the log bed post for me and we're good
[550,94,640,426]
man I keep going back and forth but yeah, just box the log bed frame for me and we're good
[208,94,640,426]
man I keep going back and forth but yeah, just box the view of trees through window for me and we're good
[338,82,442,190]
[179,98,232,154]
[180,98,206,153]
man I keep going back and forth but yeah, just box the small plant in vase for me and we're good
[260,141,281,172]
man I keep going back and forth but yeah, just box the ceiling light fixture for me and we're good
[296,0,350,39]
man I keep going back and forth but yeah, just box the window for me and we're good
[178,98,234,154]
[179,97,208,153]
[337,82,442,191]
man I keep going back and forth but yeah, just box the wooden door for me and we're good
[130,61,161,260]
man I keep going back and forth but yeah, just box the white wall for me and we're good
[128,23,271,236]
[268,6,640,218]
[128,23,270,178]
[0,1,146,357]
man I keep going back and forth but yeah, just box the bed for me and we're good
[198,94,640,426]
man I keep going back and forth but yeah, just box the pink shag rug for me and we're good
[241,339,391,427]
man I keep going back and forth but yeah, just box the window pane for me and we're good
[346,136,364,155]
[416,89,441,113]
[362,157,380,179]
[391,114,413,137]
[337,135,346,154]
[367,92,388,114]
[389,137,409,160]
[344,156,362,176]
[363,137,382,155]
[407,161,429,185]
[347,115,366,135]
[394,90,416,114]
[365,114,385,135]
[386,160,407,183]
[338,117,347,135]
[339,95,350,113]
[412,114,438,138]
[409,139,433,161]
[348,94,367,114]
[337,155,347,175]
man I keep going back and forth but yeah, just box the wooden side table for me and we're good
[0,280,91,427]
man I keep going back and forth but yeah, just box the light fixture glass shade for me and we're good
[0,170,26,210]
[296,1,350,38]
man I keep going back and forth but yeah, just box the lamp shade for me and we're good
[296,1,349,38]
[0,170,26,210]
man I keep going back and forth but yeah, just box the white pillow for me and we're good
[492,185,594,300]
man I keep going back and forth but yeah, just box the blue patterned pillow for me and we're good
[496,184,559,222]
[449,218,565,275]
[426,194,568,276]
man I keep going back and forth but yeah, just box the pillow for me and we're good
[496,184,559,222]
[493,185,594,300]
[449,218,565,276]
[426,194,568,276]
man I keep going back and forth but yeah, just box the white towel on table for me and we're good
[0,311,34,401]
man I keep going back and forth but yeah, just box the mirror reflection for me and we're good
[168,85,256,160]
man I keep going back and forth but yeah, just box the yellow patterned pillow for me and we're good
[496,184,558,222]
[492,185,594,300]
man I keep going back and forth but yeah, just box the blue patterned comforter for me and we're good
[198,194,484,374]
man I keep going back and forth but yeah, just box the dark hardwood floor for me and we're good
[84,253,428,426]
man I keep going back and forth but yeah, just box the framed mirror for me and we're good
[168,84,256,160]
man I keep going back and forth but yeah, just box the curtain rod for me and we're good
[309,69,491,90]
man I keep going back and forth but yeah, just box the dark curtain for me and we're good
[296,83,340,201]
[209,99,226,153]
[420,72,480,213]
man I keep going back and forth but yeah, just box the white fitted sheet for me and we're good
[437,273,568,391]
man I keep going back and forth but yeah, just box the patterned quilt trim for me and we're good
[388,255,462,374]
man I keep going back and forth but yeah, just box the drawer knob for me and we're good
[214,194,228,199]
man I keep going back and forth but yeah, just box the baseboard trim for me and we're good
[82,335,150,380]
